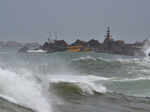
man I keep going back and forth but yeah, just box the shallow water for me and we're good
[0,48,150,112]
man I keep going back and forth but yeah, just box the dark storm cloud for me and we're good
[0,0,150,43]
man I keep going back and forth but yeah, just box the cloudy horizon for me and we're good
[0,0,150,43]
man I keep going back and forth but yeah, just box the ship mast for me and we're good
[48,32,54,43]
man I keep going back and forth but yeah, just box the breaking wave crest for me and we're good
[72,56,111,62]
[51,82,107,95]
[48,75,109,95]
[72,55,150,66]
[113,75,150,82]
[72,55,141,65]
[72,56,97,61]
[0,67,52,112]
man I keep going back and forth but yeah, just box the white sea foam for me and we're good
[0,94,18,104]
[112,76,150,82]
[48,74,110,83]
[72,56,113,62]
[0,67,52,112]
[72,56,97,61]
[142,41,150,57]
[98,57,111,62]
[144,48,150,56]
[27,49,46,53]
[76,82,107,94]
[115,58,139,63]
[113,57,150,69]
[48,74,109,94]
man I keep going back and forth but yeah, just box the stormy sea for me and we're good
[1,48,150,112]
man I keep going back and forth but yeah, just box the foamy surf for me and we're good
[72,56,97,61]
[0,94,18,104]
[0,67,52,112]
[27,49,47,53]
[112,75,150,82]
[48,74,109,95]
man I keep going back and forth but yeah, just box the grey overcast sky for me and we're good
[0,0,150,43]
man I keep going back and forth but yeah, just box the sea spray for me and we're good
[72,56,97,61]
[0,67,52,112]
[144,47,150,56]
[48,74,108,95]
[141,39,150,56]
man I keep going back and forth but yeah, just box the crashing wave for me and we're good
[48,75,109,95]
[51,81,107,95]
[0,67,52,112]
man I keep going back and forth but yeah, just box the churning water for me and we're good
[1,48,150,112]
